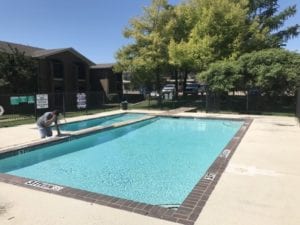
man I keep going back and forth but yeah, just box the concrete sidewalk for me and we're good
[195,115,300,225]
[0,111,299,225]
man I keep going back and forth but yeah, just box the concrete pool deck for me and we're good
[0,110,299,225]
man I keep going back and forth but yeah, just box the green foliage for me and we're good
[115,0,175,90]
[188,0,250,63]
[238,48,300,96]
[167,3,197,43]
[0,45,38,93]
[200,49,300,95]
[168,39,195,70]
[116,0,299,95]
[247,0,300,49]
[167,3,198,70]
[199,60,241,92]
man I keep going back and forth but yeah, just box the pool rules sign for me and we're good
[36,94,49,109]
[77,93,87,109]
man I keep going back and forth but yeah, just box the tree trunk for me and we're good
[174,69,178,100]
[156,69,162,105]
[183,69,188,97]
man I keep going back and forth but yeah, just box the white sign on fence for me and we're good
[0,105,4,116]
[36,94,49,109]
[77,93,86,109]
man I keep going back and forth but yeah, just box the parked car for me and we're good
[162,84,176,94]
[198,84,208,94]
[150,91,159,97]
[184,83,199,95]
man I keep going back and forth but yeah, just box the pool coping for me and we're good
[57,111,146,131]
[0,115,253,225]
[0,114,156,156]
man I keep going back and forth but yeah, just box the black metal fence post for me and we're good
[296,87,300,118]
[62,93,66,118]
[34,93,37,121]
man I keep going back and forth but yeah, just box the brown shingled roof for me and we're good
[0,41,95,66]
[0,40,44,56]
[33,47,95,65]
[32,48,69,57]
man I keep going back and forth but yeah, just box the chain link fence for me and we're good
[0,91,117,127]
[128,92,296,115]
[0,91,148,127]
[207,93,296,114]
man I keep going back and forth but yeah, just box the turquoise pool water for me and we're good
[0,117,242,205]
[58,113,146,131]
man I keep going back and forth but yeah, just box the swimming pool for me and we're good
[0,117,242,206]
[58,113,146,131]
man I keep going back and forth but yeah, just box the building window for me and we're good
[75,63,86,80]
[52,60,64,79]
[54,86,64,108]
[123,72,131,81]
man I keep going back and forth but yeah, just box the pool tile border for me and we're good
[0,116,252,225]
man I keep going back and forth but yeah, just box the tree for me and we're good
[196,0,299,96]
[199,60,241,93]
[187,0,299,64]
[116,0,300,98]
[0,45,38,93]
[167,0,249,96]
[238,48,300,96]
[115,0,175,93]
[167,3,198,97]
[200,49,300,96]
[246,0,300,50]
[187,0,250,63]
[168,39,197,96]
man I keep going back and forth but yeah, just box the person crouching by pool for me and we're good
[37,110,61,138]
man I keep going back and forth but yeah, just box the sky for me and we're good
[0,0,299,64]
